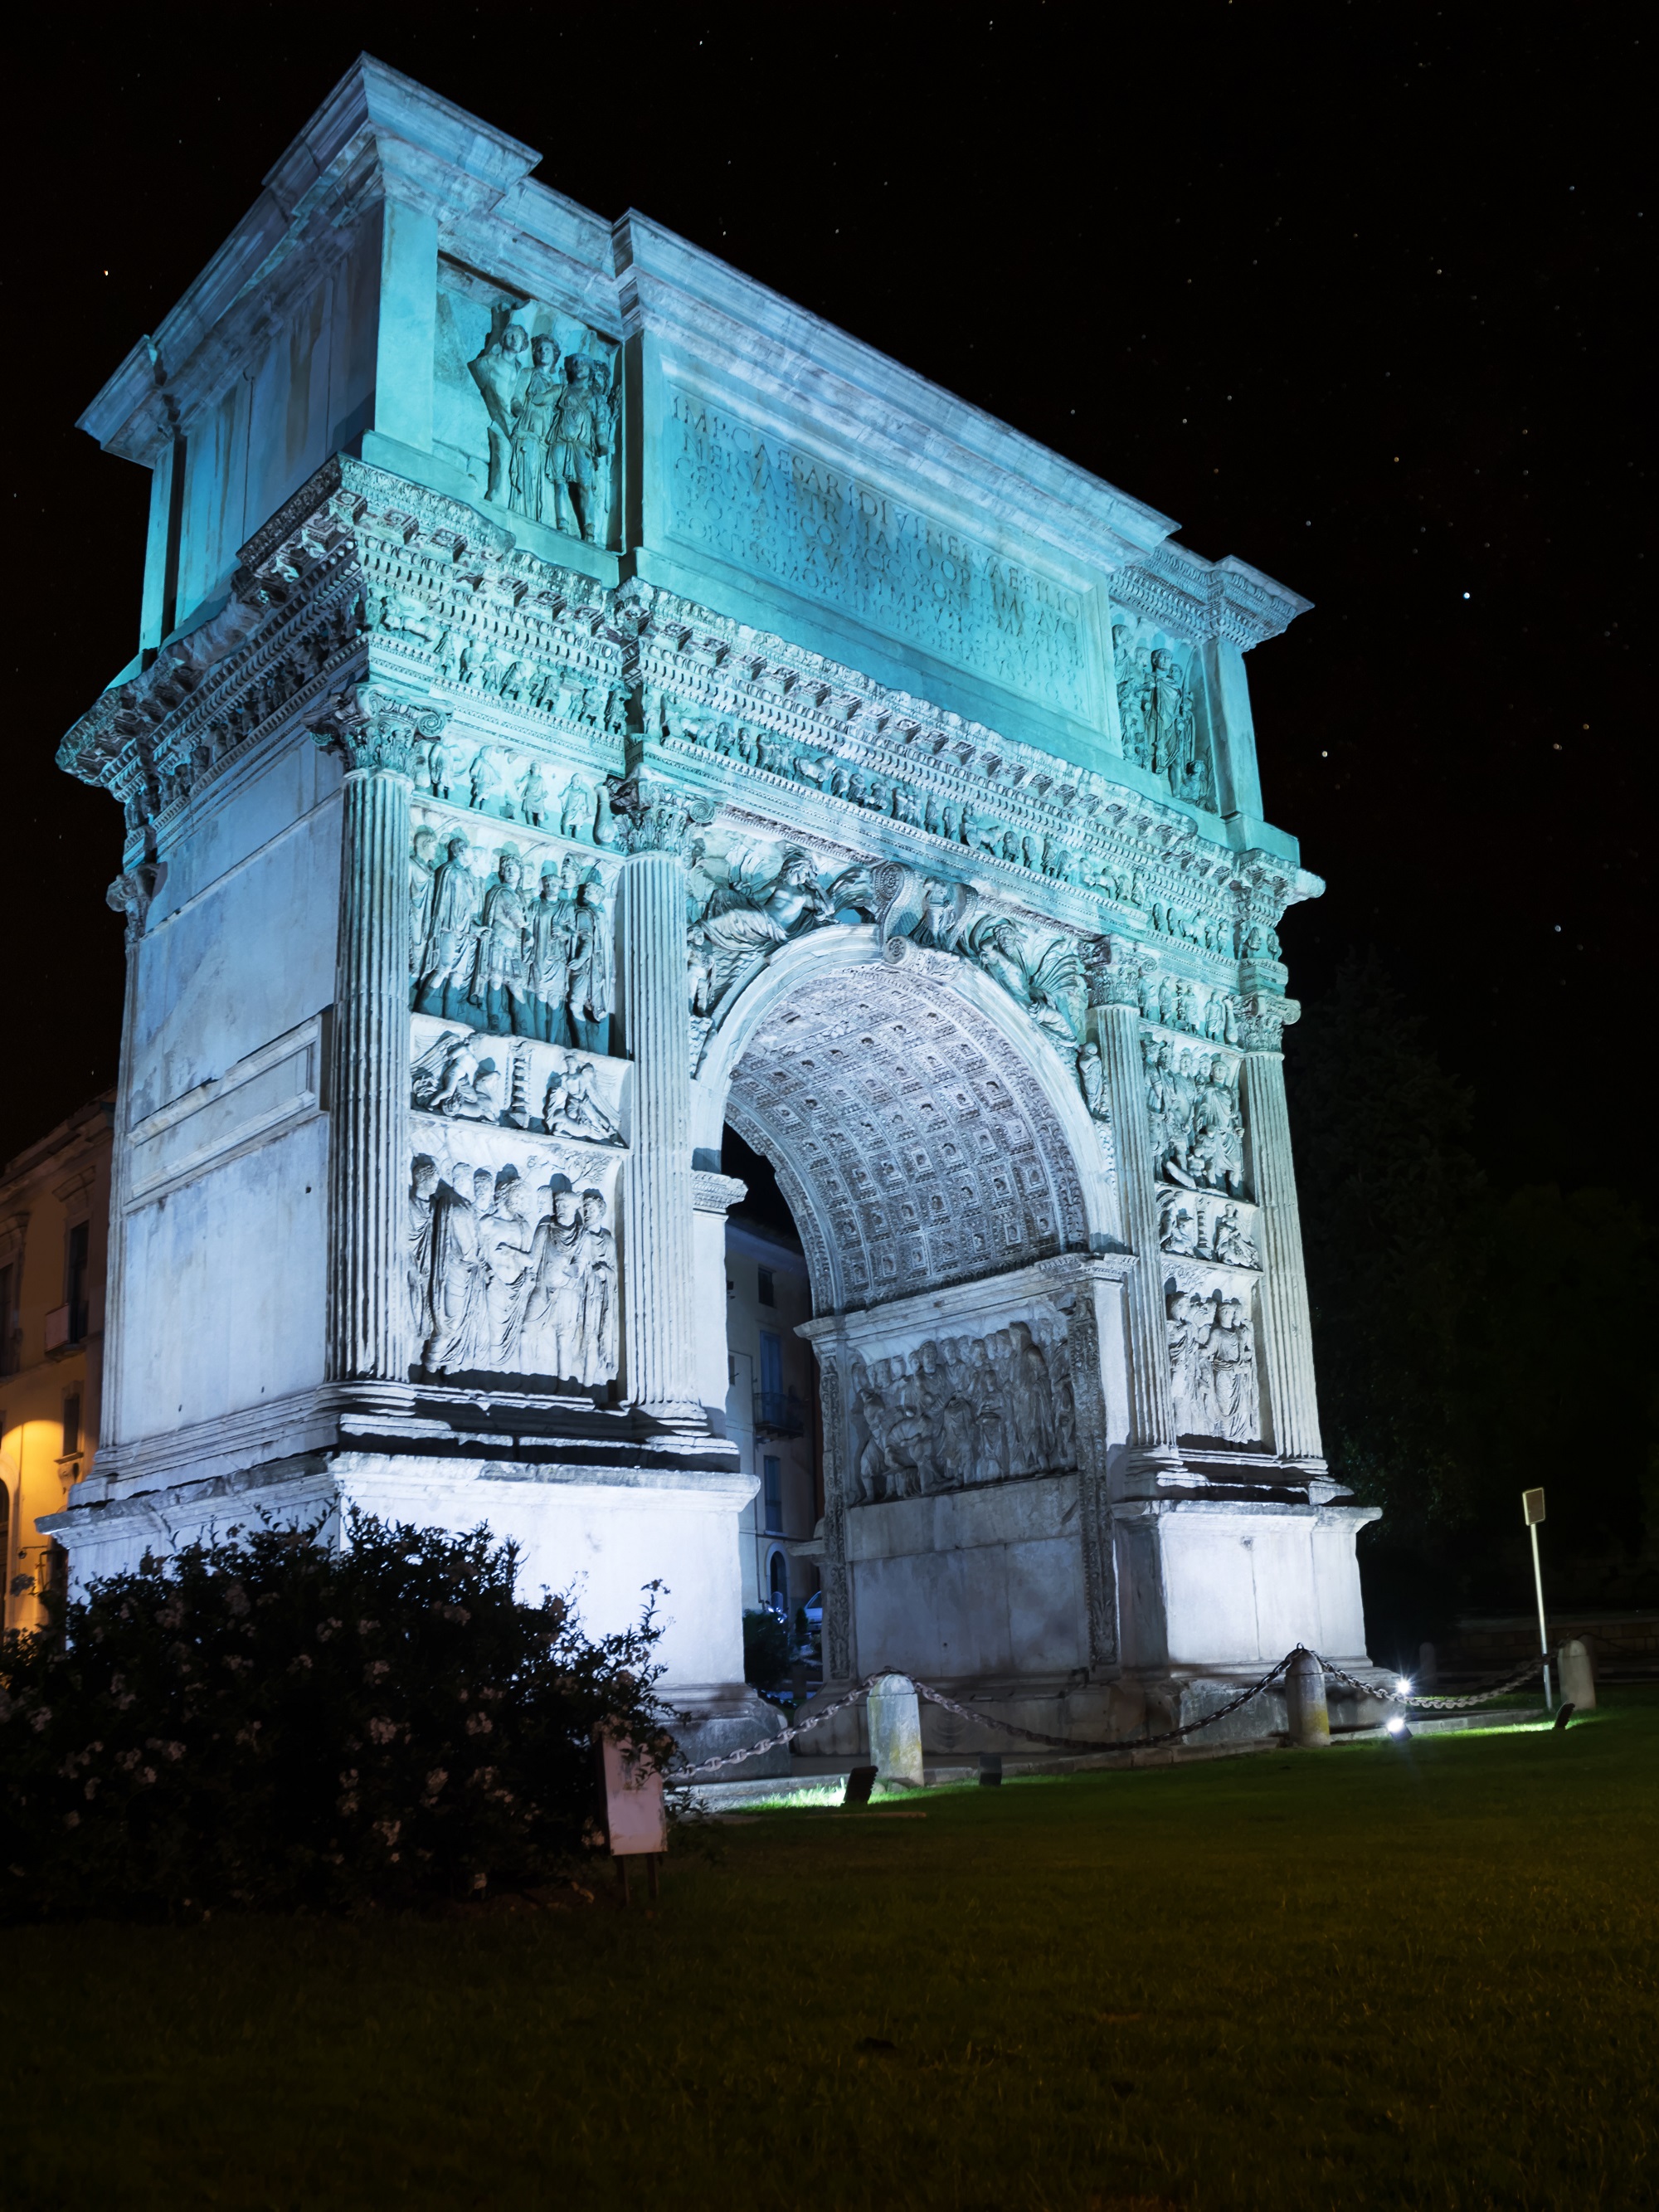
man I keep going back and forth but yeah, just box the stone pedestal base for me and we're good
[1115,1493,1379,1674]
[46,1449,756,1708]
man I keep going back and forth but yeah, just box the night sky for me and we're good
[4,8,1643,1186]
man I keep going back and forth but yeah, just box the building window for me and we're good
[66,1220,91,1343]
[0,1265,14,1376]
[767,1546,790,1615]
[763,1454,783,1534]
[757,1266,776,1307]
[62,1391,82,1460]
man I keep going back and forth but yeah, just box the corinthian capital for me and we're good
[1235,992,1301,1053]
[309,685,447,777]
[1082,934,1145,1010]
[606,772,715,857]
[106,864,163,944]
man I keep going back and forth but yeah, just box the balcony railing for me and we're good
[753,1387,806,1439]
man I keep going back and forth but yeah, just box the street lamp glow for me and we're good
[1395,1676,1413,1697]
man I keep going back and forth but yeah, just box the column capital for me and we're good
[1236,992,1301,1054]
[309,685,447,778]
[606,772,715,857]
[106,865,163,945]
[1082,934,1146,1010]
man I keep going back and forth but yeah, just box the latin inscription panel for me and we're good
[664,387,1096,721]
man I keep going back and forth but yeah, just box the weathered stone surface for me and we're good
[49,59,1372,1729]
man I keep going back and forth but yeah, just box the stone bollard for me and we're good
[1284,1647,1331,1748]
[867,1674,925,1787]
[1558,1637,1596,1712]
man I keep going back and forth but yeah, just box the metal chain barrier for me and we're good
[667,1644,1554,1786]
[1579,1628,1659,1662]
[913,1652,1298,1755]
[1316,1654,1543,1711]
[665,1676,881,1781]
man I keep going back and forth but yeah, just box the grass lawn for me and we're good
[9,1690,1657,2210]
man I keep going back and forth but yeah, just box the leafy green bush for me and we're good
[0,1512,669,1921]
[741,1605,791,1693]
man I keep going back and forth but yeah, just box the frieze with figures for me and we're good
[847,1319,1079,1503]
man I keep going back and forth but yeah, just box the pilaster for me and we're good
[97,865,161,1453]
[1084,938,1180,1473]
[613,776,713,1422]
[1237,993,1324,1465]
[313,687,445,1383]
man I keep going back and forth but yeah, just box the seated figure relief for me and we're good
[1143,1038,1246,1200]
[412,1027,622,1147]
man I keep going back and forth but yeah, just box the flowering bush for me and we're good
[0,1512,670,1919]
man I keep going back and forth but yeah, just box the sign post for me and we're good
[1522,1488,1552,1712]
[596,1730,668,1905]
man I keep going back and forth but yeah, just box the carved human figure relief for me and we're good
[508,334,563,527]
[412,1028,504,1122]
[564,879,611,1053]
[1165,1284,1260,1443]
[845,1319,1076,1503]
[408,826,438,976]
[468,321,530,504]
[1077,1040,1109,1121]
[527,857,577,1045]
[543,1053,624,1146]
[416,833,480,1021]
[411,1147,620,1389]
[469,850,534,1035]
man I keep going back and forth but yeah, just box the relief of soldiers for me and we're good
[469,849,534,1036]
[565,877,612,1053]
[847,1323,1075,1503]
[416,833,481,1021]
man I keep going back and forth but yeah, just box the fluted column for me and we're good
[314,689,443,1384]
[1238,994,1324,1464]
[613,776,710,1420]
[1085,938,1180,1468]
[98,864,161,1453]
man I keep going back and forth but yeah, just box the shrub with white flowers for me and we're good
[0,1512,670,1919]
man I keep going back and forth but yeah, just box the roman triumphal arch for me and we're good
[49,60,1379,1753]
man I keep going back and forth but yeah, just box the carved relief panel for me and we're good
[407,1108,623,1394]
[1164,1274,1262,1447]
[410,808,618,1051]
[1109,610,1214,807]
[433,261,620,552]
[845,1315,1079,1503]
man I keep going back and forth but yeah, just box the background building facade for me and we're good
[0,1099,112,1635]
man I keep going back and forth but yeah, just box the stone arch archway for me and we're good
[691,931,1131,1693]
[693,928,1118,1314]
